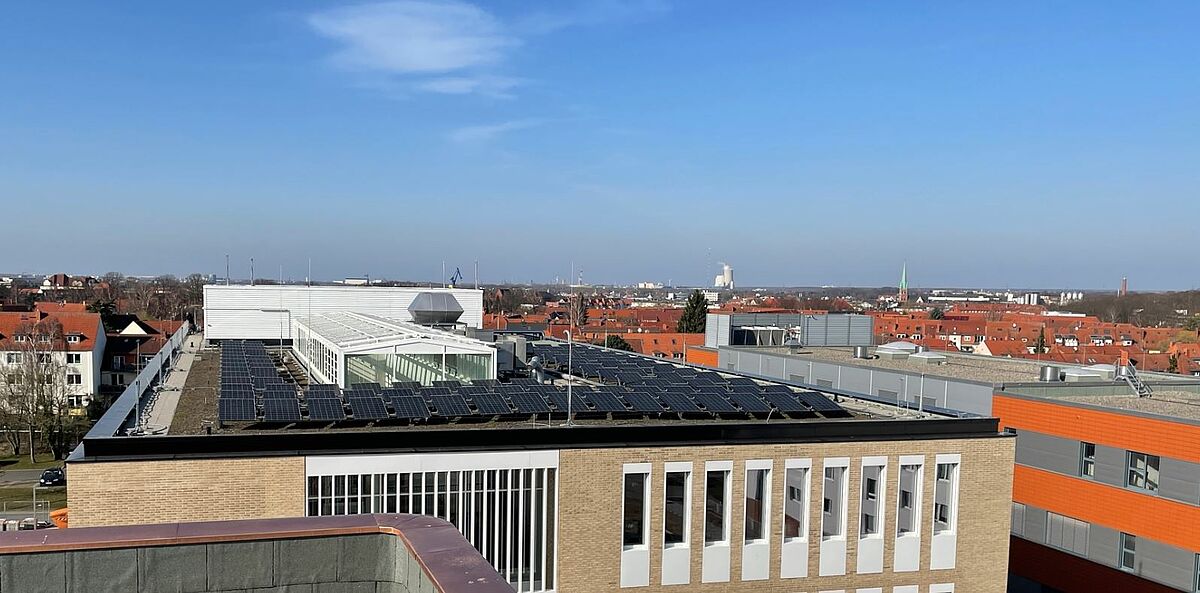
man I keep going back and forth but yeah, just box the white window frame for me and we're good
[1080,442,1096,479]
[743,461,771,544]
[896,461,924,538]
[704,462,732,547]
[1120,532,1136,572]
[622,463,651,551]
[662,462,692,550]
[932,460,959,535]
[66,353,81,365]
[782,460,811,543]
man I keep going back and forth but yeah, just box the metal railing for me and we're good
[68,321,191,460]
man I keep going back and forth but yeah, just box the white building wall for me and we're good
[203,285,485,341]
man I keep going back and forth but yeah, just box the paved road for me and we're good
[0,469,44,487]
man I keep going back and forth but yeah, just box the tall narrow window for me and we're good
[623,472,648,548]
[897,464,921,535]
[783,467,808,540]
[933,462,958,534]
[744,468,768,542]
[1120,533,1137,571]
[1126,451,1160,492]
[1080,442,1096,479]
[821,466,846,538]
[705,470,729,544]
[664,471,689,546]
[860,464,884,537]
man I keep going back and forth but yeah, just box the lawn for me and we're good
[0,487,67,511]
[0,455,65,471]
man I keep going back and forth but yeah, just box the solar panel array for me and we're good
[217,338,850,426]
[530,341,851,419]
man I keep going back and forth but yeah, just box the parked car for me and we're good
[38,468,65,487]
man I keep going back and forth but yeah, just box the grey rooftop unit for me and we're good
[408,292,464,325]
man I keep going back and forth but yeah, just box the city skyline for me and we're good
[2,1,1198,288]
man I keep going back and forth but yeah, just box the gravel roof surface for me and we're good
[753,346,1047,384]
[1067,391,1200,421]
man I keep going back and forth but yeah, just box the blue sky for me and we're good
[2,2,1197,289]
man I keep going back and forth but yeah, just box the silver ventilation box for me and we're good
[408,292,464,326]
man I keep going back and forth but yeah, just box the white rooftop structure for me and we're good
[203,285,484,342]
[292,311,496,388]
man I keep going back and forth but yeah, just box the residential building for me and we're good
[0,303,106,409]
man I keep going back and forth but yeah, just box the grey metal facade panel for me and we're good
[1159,457,1200,506]
[1024,507,1048,545]
[1087,524,1120,569]
[717,315,731,349]
[1093,444,1127,489]
[704,314,718,348]
[1138,538,1197,591]
[1015,431,1082,477]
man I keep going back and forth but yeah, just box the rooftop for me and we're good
[297,311,490,353]
[1010,390,1200,423]
[748,345,1194,386]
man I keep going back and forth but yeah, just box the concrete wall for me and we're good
[67,456,306,527]
[0,533,436,593]
[718,348,996,415]
[556,436,1014,593]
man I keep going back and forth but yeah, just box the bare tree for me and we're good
[0,318,85,462]
[566,294,589,329]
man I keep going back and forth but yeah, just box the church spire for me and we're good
[899,262,909,302]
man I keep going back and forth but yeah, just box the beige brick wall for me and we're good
[67,456,305,527]
[557,436,1015,593]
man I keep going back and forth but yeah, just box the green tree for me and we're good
[604,335,635,352]
[1185,315,1200,332]
[1033,328,1048,354]
[677,290,708,333]
[929,307,945,320]
[1168,354,1179,373]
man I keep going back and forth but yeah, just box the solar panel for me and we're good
[763,392,811,413]
[693,392,738,413]
[306,399,346,421]
[218,399,256,422]
[419,387,453,397]
[390,396,431,420]
[263,399,301,422]
[509,392,550,414]
[392,381,423,390]
[350,383,382,394]
[348,397,389,420]
[550,390,588,413]
[658,392,702,413]
[471,394,512,415]
[586,390,628,413]
[729,393,772,413]
[432,380,463,389]
[471,379,500,388]
[431,394,472,417]
[622,391,664,413]
[796,391,846,413]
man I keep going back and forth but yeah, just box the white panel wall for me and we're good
[203,285,485,340]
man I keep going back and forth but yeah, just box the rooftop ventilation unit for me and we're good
[408,292,464,326]
[1039,365,1061,382]
[853,345,871,359]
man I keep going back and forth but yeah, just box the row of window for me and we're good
[1013,504,1200,592]
[622,459,959,548]
[1078,441,1161,494]
[8,334,82,343]
[307,468,557,593]
[4,352,84,365]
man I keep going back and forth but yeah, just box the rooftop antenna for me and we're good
[250,258,255,286]
[442,261,446,289]
[225,254,230,286]
[474,260,479,290]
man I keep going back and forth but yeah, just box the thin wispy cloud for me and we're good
[447,119,546,144]
[307,0,669,98]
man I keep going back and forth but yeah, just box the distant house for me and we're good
[0,303,106,409]
[101,315,184,391]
